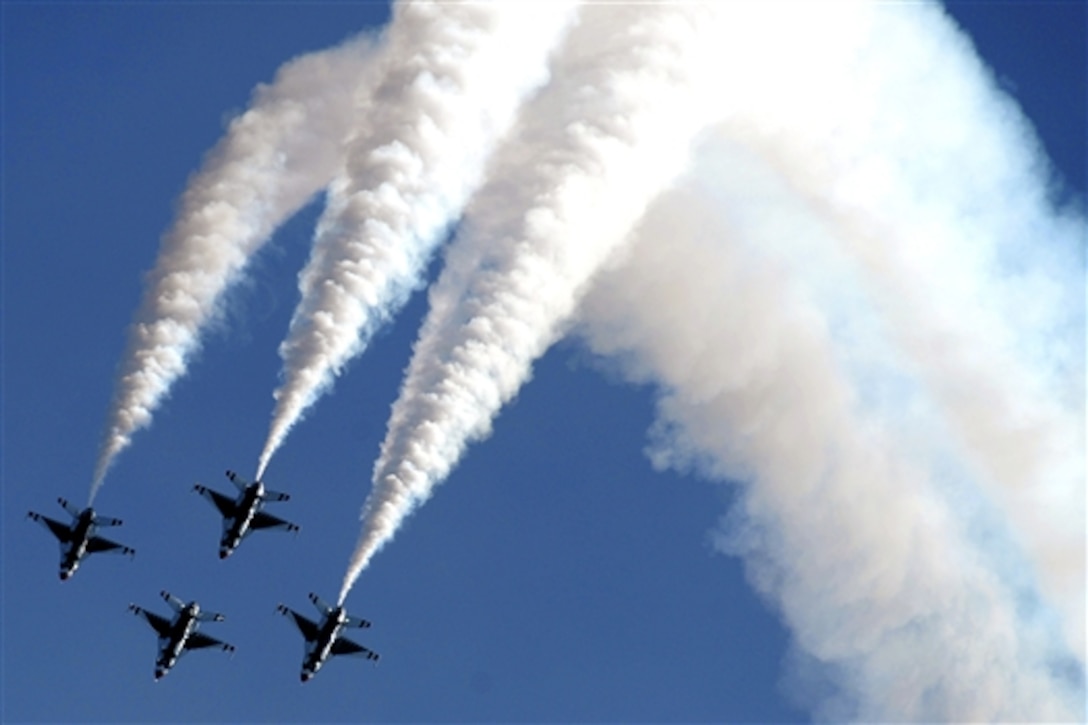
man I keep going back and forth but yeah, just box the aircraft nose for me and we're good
[301,672,312,683]
[59,571,70,581]
[154,669,165,680]
[219,549,229,559]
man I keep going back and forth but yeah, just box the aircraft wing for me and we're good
[194,484,236,518]
[28,512,72,543]
[87,535,135,556]
[250,511,299,533]
[277,605,319,641]
[130,605,172,638]
[185,631,235,653]
[331,636,380,662]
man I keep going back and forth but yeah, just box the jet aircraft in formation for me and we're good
[278,592,380,682]
[27,497,135,580]
[194,469,299,558]
[30,473,381,681]
[129,590,235,680]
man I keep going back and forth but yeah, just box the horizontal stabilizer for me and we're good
[345,614,372,629]
[58,497,81,518]
[225,469,250,491]
[309,592,332,615]
[160,590,185,612]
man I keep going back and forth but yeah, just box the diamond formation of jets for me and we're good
[278,592,380,682]
[194,469,299,558]
[129,590,236,680]
[27,497,135,580]
[31,476,382,682]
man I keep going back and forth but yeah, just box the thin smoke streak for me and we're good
[91,34,380,501]
[340,2,725,602]
[255,1,576,480]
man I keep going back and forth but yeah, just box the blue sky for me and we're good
[2,2,1084,722]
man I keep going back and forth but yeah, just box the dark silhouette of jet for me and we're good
[27,497,134,580]
[193,469,299,558]
[277,592,379,682]
[129,590,235,680]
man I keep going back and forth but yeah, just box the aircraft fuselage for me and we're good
[156,604,201,679]
[302,608,347,681]
[220,482,264,558]
[60,509,96,579]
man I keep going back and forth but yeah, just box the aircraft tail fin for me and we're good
[264,489,290,502]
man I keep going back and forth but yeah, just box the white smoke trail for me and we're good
[340,3,731,602]
[333,0,1082,717]
[676,0,1087,660]
[91,35,380,501]
[255,1,576,481]
[576,170,1083,721]
[569,3,1085,719]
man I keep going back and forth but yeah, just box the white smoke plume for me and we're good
[91,34,380,501]
[339,2,731,602]
[255,1,576,481]
[337,1,1083,719]
[577,168,1083,720]
[651,0,1087,667]
[91,0,1082,718]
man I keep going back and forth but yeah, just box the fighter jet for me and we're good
[27,497,135,580]
[193,469,299,558]
[129,590,235,680]
[277,592,379,682]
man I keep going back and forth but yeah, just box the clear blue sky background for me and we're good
[2,2,1084,722]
